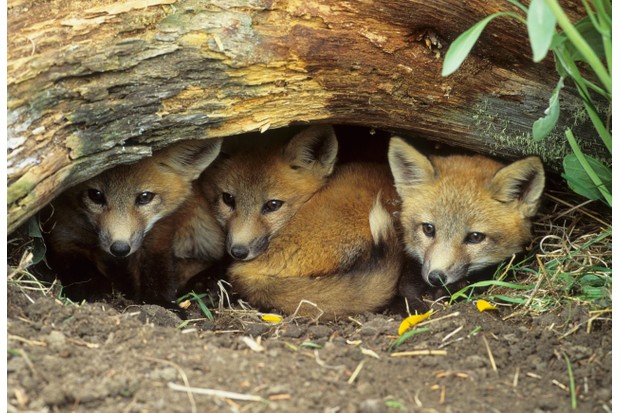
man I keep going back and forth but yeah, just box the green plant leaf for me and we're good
[442,12,514,77]
[544,0,611,94]
[178,291,214,320]
[487,295,528,305]
[27,217,47,266]
[578,274,609,288]
[571,17,607,61]
[389,327,430,351]
[301,341,323,349]
[527,0,557,62]
[191,292,214,321]
[532,77,564,140]
[562,154,611,204]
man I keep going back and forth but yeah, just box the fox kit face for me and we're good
[389,138,545,287]
[208,125,338,261]
[69,139,221,258]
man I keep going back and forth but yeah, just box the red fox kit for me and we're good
[207,126,403,318]
[387,137,545,305]
[42,139,223,303]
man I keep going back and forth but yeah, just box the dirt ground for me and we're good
[7,277,611,413]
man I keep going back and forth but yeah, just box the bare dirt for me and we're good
[7,278,611,413]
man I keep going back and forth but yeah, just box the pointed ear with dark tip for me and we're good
[388,137,435,196]
[157,138,223,181]
[282,125,338,177]
[491,156,545,217]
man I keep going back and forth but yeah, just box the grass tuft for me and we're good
[449,188,611,316]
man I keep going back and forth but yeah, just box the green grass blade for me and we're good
[507,0,528,14]
[553,43,593,101]
[581,78,610,100]
[487,295,529,305]
[554,46,611,152]
[580,98,611,153]
[546,228,611,270]
[563,353,577,409]
[602,32,611,75]
[584,0,612,34]
[301,341,323,349]
[450,280,534,303]
[594,0,612,75]
[193,293,214,321]
[180,291,214,321]
[389,327,430,351]
[544,0,611,93]
[528,0,557,62]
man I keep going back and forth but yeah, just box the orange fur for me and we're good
[388,137,545,305]
[42,139,223,304]
[206,126,403,318]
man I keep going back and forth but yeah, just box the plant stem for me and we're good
[544,0,611,93]
[507,0,528,14]
[563,353,577,410]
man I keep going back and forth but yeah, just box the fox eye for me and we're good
[421,223,435,238]
[263,199,284,213]
[136,191,155,205]
[87,189,106,205]
[222,192,235,208]
[465,232,486,244]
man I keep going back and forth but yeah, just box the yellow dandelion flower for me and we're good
[476,299,498,312]
[398,310,433,336]
[261,314,283,323]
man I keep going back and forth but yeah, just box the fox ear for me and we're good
[491,156,545,217]
[283,125,338,177]
[156,138,222,180]
[388,137,435,195]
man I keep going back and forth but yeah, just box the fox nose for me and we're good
[230,245,250,260]
[428,271,447,287]
[110,241,131,257]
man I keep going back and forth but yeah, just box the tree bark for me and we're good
[7,0,601,233]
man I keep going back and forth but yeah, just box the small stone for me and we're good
[462,355,487,369]
[40,382,66,406]
[281,324,305,338]
[307,325,332,339]
[136,305,182,327]
[149,367,178,381]
[45,331,67,352]
[244,323,270,336]
[358,399,387,413]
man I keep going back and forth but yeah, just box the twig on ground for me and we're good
[347,360,365,384]
[291,300,324,322]
[390,350,447,357]
[513,367,520,387]
[168,383,266,403]
[481,335,497,373]
[141,356,197,413]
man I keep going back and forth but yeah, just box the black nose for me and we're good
[110,241,131,257]
[428,271,447,287]
[230,245,250,260]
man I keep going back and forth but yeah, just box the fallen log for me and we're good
[7,0,602,233]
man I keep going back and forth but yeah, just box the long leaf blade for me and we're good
[442,12,511,77]
[528,0,557,62]
[532,77,564,140]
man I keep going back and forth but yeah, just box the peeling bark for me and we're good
[7,0,600,233]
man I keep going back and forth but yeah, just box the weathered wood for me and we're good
[7,0,600,233]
